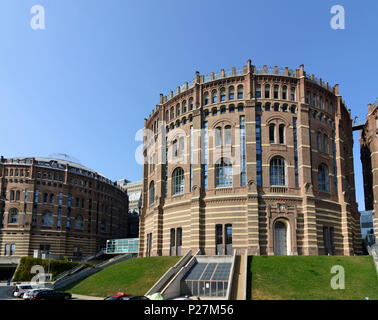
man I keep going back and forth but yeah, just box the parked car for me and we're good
[13,285,35,298]
[104,292,150,300]
[23,288,53,300]
[29,290,72,300]
[104,292,133,300]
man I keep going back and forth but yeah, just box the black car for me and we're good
[30,290,72,300]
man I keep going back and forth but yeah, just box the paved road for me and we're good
[0,284,15,300]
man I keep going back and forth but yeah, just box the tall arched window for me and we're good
[269,124,275,143]
[8,208,19,224]
[323,135,328,153]
[41,212,53,227]
[224,125,232,145]
[189,97,194,110]
[176,104,180,117]
[74,215,84,230]
[182,100,187,113]
[256,85,261,98]
[318,164,329,192]
[270,157,286,186]
[228,86,234,100]
[279,124,285,144]
[282,86,287,100]
[172,167,185,195]
[170,107,174,120]
[203,92,209,105]
[211,90,218,103]
[215,158,233,187]
[274,85,279,99]
[237,85,244,99]
[149,181,155,205]
[265,85,270,98]
[317,133,322,151]
[290,87,295,101]
[220,88,226,101]
[215,127,222,147]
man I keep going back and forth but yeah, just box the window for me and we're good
[172,167,184,195]
[229,105,235,113]
[317,133,322,151]
[282,86,287,100]
[215,127,222,147]
[43,193,48,203]
[279,124,285,144]
[189,97,194,110]
[237,85,243,99]
[74,215,84,230]
[24,189,28,202]
[318,164,330,192]
[182,101,187,113]
[170,107,174,120]
[224,125,232,145]
[265,85,270,98]
[228,86,234,100]
[49,194,54,204]
[274,85,279,99]
[212,107,218,116]
[270,157,286,186]
[220,88,226,101]
[211,90,217,103]
[16,191,20,201]
[8,208,19,224]
[306,91,311,104]
[323,135,328,153]
[220,106,226,114]
[215,158,233,187]
[41,212,53,227]
[290,87,295,101]
[10,190,15,201]
[325,101,329,113]
[256,85,261,98]
[149,181,155,205]
[269,124,275,143]
[203,92,209,105]
[176,104,180,117]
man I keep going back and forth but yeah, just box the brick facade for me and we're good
[139,60,362,257]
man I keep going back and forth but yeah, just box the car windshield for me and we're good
[105,296,119,300]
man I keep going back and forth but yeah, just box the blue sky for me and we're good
[0,0,377,210]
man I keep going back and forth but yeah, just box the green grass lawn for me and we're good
[64,256,181,297]
[248,256,378,300]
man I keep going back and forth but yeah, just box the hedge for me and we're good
[13,257,80,282]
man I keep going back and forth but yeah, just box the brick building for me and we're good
[139,60,362,257]
[0,157,129,259]
[359,99,378,243]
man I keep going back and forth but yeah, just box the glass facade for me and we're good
[106,238,139,254]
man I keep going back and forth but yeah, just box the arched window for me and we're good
[170,107,174,120]
[215,127,222,147]
[182,100,187,113]
[149,181,155,205]
[176,104,180,117]
[74,215,84,230]
[282,86,287,100]
[220,88,226,101]
[212,107,218,116]
[211,90,217,103]
[237,85,244,99]
[15,191,20,201]
[269,124,275,143]
[215,158,233,187]
[224,125,232,145]
[265,85,270,98]
[290,87,295,101]
[317,133,322,151]
[279,124,285,144]
[228,86,234,100]
[172,167,184,195]
[256,84,261,98]
[318,164,329,192]
[323,135,328,153]
[203,92,209,105]
[270,157,286,186]
[10,190,15,201]
[274,85,279,99]
[8,208,19,224]
[41,212,53,227]
[189,97,194,110]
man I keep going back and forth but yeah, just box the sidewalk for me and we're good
[71,294,104,300]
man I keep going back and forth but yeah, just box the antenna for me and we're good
[49,153,82,165]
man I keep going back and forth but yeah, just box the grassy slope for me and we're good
[64,256,181,297]
[248,256,378,300]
